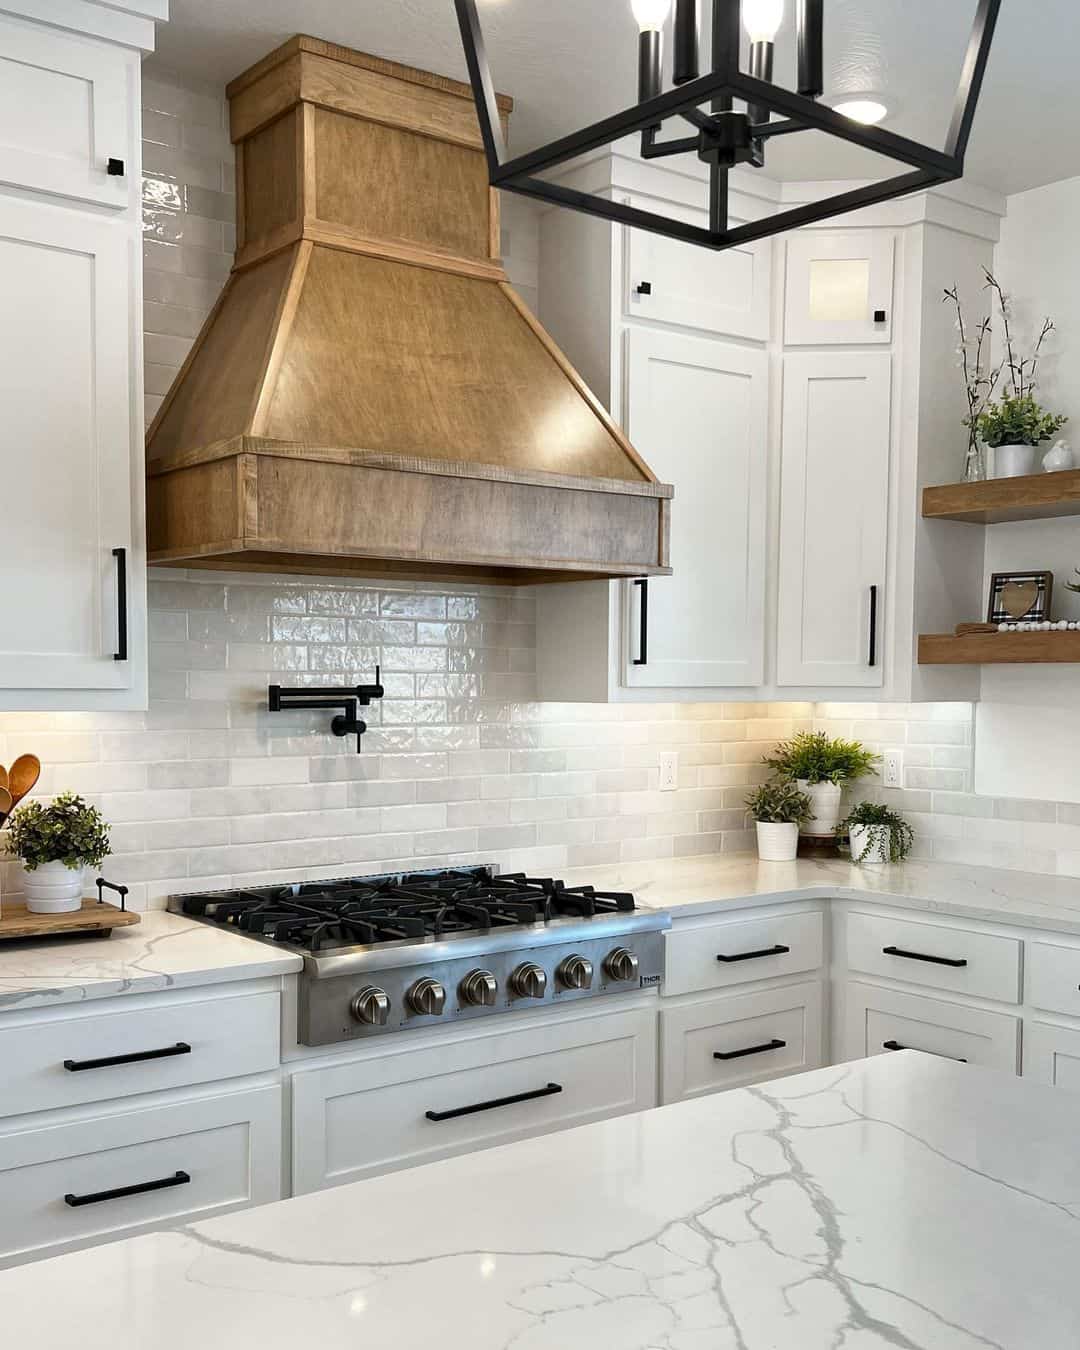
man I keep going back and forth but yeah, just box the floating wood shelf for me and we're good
[922,470,1080,524]
[919,630,1080,665]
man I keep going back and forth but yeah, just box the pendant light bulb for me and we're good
[742,0,784,43]
[631,0,672,33]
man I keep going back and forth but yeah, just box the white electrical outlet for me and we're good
[883,749,903,789]
[659,751,679,792]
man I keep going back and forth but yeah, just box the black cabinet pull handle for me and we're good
[113,547,128,662]
[873,308,887,323]
[883,1040,967,1063]
[63,1042,191,1073]
[633,577,648,666]
[65,1170,190,1208]
[636,281,652,295]
[713,1038,786,1062]
[426,1082,562,1122]
[882,945,967,969]
[868,584,878,667]
[716,944,790,964]
[106,157,125,176]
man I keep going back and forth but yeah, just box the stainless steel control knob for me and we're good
[459,969,498,1007]
[350,985,391,1026]
[603,947,639,983]
[509,962,547,999]
[557,954,594,991]
[406,976,447,1016]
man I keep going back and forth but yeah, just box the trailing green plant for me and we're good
[976,393,1067,449]
[838,801,915,864]
[7,793,110,872]
[763,731,879,787]
[744,780,812,825]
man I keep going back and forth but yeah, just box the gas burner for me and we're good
[170,866,639,955]
[169,864,668,1047]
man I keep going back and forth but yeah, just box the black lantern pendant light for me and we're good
[454,0,1001,252]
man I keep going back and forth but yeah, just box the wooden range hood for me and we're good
[146,36,673,584]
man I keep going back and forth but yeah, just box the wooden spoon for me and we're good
[0,786,12,826]
[7,754,40,811]
[0,764,7,793]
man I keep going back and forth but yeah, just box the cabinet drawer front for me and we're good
[0,14,131,209]
[666,910,824,996]
[0,1085,281,1267]
[843,982,1019,1071]
[291,1005,657,1194]
[661,982,824,1103]
[0,990,280,1118]
[1026,941,1080,1017]
[1023,1021,1080,1091]
[845,911,1020,1004]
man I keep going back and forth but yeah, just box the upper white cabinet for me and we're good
[623,330,767,688]
[624,195,770,341]
[0,10,148,710]
[0,200,136,695]
[0,12,134,210]
[784,230,895,345]
[776,351,891,687]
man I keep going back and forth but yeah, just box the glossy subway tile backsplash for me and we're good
[0,571,813,908]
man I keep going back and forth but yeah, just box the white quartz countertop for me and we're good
[561,851,1080,934]
[0,910,302,1013]
[5,1051,1079,1348]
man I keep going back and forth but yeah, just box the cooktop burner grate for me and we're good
[172,866,637,953]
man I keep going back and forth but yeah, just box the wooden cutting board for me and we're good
[0,899,139,941]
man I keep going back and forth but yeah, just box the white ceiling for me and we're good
[148,0,1077,198]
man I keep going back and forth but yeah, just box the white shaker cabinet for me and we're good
[621,330,768,689]
[0,9,148,710]
[0,11,135,210]
[783,229,895,346]
[776,351,892,687]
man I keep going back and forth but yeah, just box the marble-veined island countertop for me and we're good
[2,1050,1078,1348]
[0,910,302,1013]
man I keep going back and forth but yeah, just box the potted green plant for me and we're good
[763,731,879,838]
[977,394,1068,478]
[976,270,1066,478]
[7,793,111,914]
[745,780,813,862]
[839,801,915,866]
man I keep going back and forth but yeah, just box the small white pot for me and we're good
[849,823,891,866]
[755,821,800,862]
[797,780,843,836]
[993,443,1038,479]
[23,860,85,914]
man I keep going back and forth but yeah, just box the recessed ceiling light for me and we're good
[833,99,889,126]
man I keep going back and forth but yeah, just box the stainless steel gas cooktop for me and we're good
[168,866,669,1047]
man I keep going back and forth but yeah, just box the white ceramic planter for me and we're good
[797,780,843,836]
[993,443,1038,479]
[755,821,800,862]
[849,823,891,865]
[23,859,84,914]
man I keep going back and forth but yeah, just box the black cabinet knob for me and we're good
[873,308,887,323]
[107,157,125,176]
[636,281,652,296]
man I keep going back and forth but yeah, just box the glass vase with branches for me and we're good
[943,282,1001,482]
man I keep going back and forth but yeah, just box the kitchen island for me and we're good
[3,1051,1077,1348]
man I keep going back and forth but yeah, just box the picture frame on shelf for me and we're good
[987,570,1054,624]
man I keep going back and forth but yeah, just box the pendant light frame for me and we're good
[454,0,1001,252]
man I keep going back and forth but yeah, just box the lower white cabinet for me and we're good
[665,909,824,998]
[1023,1021,1080,1091]
[0,987,280,1118]
[1025,941,1080,1019]
[0,1082,282,1268]
[841,981,1020,1072]
[660,981,824,1104]
[290,1001,657,1194]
